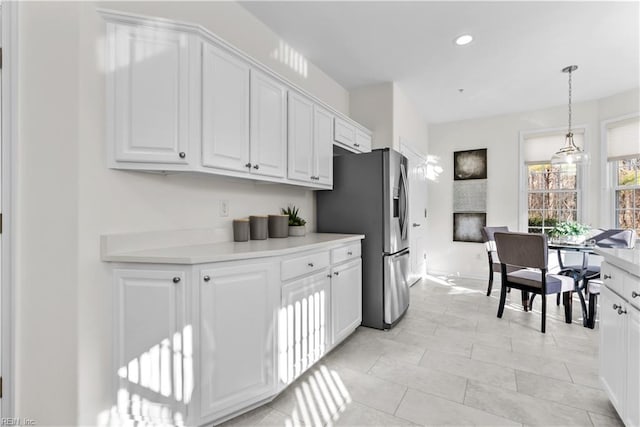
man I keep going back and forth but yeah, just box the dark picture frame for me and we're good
[454,148,487,180]
[453,212,487,243]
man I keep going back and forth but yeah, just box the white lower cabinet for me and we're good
[331,259,362,344]
[111,238,362,426]
[197,260,280,425]
[600,261,640,427]
[114,268,188,424]
[280,271,331,385]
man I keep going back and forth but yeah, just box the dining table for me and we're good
[548,241,598,327]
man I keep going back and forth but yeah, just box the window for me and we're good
[613,158,640,233]
[527,163,579,233]
[605,116,640,233]
[521,129,584,233]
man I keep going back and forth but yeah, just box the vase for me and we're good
[288,225,306,237]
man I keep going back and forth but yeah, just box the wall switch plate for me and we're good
[220,200,229,217]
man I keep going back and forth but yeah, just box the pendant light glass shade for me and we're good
[550,132,589,165]
[551,65,589,166]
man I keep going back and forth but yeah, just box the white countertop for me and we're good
[101,232,364,264]
[594,247,640,277]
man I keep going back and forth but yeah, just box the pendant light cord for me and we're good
[567,68,572,135]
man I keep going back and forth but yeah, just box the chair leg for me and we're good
[588,293,598,329]
[529,294,536,310]
[497,284,507,318]
[487,269,494,296]
[541,294,547,333]
[521,290,529,312]
[556,293,561,306]
[563,291,572,324]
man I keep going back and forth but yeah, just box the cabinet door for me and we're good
[627,307,640,427]
[280,272,331,385]
[250,70,287,178]
[199,261,279,421]
[331,259,362,345]
[111,24,190,165]
[355,128,372,152]
[287,91,315,183]
[314,106,334,186]
[201,43,250,172]
[114,269,187,423]
[600,285,627,415]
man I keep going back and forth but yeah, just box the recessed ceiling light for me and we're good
[455,34,473,46]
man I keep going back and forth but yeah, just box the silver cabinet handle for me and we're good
[308,262,314,267]
[203,275,210,282]
[613,303,627,315]
[327,274,332,278]
[334,271,339,276]
[173,277,181,284]
[179,152,186,159]
[632,291,639,298]
[347,251,353,256]
[354,143,360,147]
[603,274,612,280]
[413,223,421,227]
[253,164,260,170]
[245,163,252,168]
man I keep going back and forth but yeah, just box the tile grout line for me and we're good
[392,387,409,417]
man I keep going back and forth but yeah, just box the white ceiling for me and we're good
[240,1,640,123]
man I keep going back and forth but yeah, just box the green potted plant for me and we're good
[548,221,590,244]
[282,206,307,237]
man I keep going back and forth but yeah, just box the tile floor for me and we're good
[221,275,623,426]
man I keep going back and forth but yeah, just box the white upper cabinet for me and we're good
[201,43,251,172]
[103,12,371,188]
[250,70,287,178]
[109,24,192,166]
[334,117,372,153]
[287,91,315,183]
[314,106,334,186]
[288,92,333,188]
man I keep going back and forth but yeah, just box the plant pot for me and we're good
[288,225,306,237]
[553,234,586,245]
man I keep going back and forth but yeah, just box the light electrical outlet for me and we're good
[219,200,229,217]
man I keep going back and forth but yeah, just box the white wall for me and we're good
[427,88,640,278]
[349,82,429,156]
[349,82,394,150]
[393,82,429,156]
[15,2,350,424]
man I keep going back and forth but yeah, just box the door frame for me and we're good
[399,139,428,285]
[1,0,18,417]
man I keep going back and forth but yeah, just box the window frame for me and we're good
[610,157,640,232]
[518,125,589,232]
[600,113,640,229]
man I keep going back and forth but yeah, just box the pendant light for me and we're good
[550,65,589,165]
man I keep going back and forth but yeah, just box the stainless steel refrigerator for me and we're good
[316,148,410,329]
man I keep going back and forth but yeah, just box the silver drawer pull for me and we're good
[334,271,339,276]
[308,262,314,267]
[347,251,353,256]
[613,304,627,315]
[172,277,181,284]
[203,275,210,282]
[603,274,612,280]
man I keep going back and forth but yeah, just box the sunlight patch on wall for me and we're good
[271,40,308,78]
[426,155,443,182]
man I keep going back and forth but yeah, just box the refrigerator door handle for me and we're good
[399,164,409,240]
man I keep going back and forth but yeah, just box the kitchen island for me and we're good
[101,229,364,426]
[594,247,640,427]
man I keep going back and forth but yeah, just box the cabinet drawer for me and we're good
[334,117,356,146]
[282,250,330,281]
[331,243,361,265]
[354,129,372,152]
[624,272,640,310]
[602,262,625,296]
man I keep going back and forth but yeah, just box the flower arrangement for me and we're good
[548,221,590,244]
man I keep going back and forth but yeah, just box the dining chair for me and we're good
[480,226,509,296]
[494,231,575,333]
